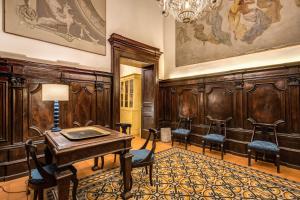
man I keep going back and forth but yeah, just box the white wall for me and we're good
[120,64,142,77]
[163,17,300,79]
[0,0,164,76]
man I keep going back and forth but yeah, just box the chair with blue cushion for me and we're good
[247,118,284,173]
[125,128,158,189]
[25,140,78,200]
[202,116,232,160]
[172,116,192,150]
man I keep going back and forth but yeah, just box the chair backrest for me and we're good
[25,140,56,183]
[248,118,284,146]
[176,116,192,130]
[116,123,132,134]
[138,128,159,162]
[206,116,232,137]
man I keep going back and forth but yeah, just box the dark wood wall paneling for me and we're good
[0,58,112,181]
[159,63,300,168]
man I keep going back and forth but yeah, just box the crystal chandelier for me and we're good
[157,0,219,23]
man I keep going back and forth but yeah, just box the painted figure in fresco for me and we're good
[206,9,232,46]
[242,8,272,44]
[228,0,281,44]
[228,0,249,40]
[193,0,231,46]
[193,23,210,45]
[177,26,191,45]
[257,0,282,23]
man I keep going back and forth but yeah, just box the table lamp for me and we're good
[42,84,69,132]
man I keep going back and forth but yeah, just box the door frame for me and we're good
[109,33,162,130]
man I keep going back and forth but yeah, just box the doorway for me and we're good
[109,34,162,138]
[119,58,153,137]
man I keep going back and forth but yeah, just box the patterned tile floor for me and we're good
[48,148,300,200]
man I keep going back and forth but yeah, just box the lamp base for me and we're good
[52,100,61,132]
[51,127,62,132]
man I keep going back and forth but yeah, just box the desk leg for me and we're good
[121,151,133,200]
[55,169,73,200]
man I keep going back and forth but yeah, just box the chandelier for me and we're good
[157,0,220,23]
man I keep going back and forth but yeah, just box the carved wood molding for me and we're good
[288,77,300,86]
[109,33,162,60]
[235,80,244,90]
[10,76,25,88]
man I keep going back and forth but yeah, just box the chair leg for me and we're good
[33,189,38,200]
[221,144,224,160]
[114,154,117,163]
[145,166,148,174]
[202,140,206,155]
[101,156,104,169]
[38,189,43,200]
[129,174,133,190]
[185,136,188,150]
[92,157,99,171]
[248,149,251,166]
[149,164,153,186]
[276,154,280,173]
[72,176,78,200]
[255,152,258,162]
[172,134,174,147]
[119,155,124,174]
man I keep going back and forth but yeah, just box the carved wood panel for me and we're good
[205,86,234,122]
[96,83,111,127]
[244,80,287,130]
[178,88,198,118]
[0,79,8,143]
[26,83,53,138]
[70,82,97,127]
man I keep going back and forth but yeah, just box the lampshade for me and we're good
[42,84,69,101]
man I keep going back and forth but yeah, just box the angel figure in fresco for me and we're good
[242,8,272,44]
[228,0,249,40]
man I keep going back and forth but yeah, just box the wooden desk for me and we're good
[45,125,133,200]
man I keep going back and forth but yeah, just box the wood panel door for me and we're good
[141,66,155,138]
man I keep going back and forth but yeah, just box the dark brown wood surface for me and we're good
[45,126,132,167]
[142,66,156,137]
[159,63,300,168]
[0,58,112,181]
[45,125,133,200]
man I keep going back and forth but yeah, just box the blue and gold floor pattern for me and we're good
[49,148,300,199]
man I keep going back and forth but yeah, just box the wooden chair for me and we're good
[92,123,131,170]
[172,116,192,149]
[202,116,232,160]
[247,118,284,173]
[126,128,158,189]
[25,140,78,200]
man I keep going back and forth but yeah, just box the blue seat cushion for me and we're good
[172,128,191,135]
[30,164,57,184]
[203,134,225,143]
[248,140,279,152]
[130,149,154,164]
